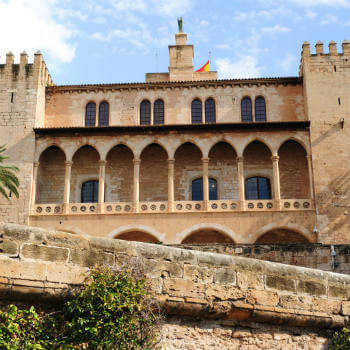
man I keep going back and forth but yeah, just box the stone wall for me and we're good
[1,223,350,349]
[173,243,350,275]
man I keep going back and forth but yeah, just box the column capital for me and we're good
[306,154,312,161]
[33,161,39,167]
[167,158,175,164]
[201,157,209,163]
[99,160,107,166]
[237,156,244,163]
[133,158,141,165]
[271,155,280,162]
[65,160,73,166]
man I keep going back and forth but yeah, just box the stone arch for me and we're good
[71,143,101,161]
[139,140,170,159]
[140,143,168,201]
[105,144,134,202]
[36,146,66,203]
[239,137,274,157]
[174,142,203,201]
[102,140,135,161]
[35,142,67,162]
[173,140,204,158]
[107,225,164,243]
[278,137,310,155]
[278,139,310,199]
[209,141,238,200]
[250,223,315,244]
[70,145,100,203]
[176,223,238,244]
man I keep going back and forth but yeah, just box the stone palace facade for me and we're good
[0,29,349,245]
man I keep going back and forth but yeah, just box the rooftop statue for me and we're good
[177,17,183,33]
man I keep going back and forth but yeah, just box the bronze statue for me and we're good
[177,17,183,33]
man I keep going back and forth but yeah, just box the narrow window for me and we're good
[98,101,109,126]
[255,97,266,122]
[205,98,216,123]
[85,102,96,126]
[241,97,252,122]
[10,92,14,103]
[191,178,217,200]
[81,180,99,203]
[140,100,151,125]
[154,99,164,124]
[191,99,202,124]
[245,176,271,200]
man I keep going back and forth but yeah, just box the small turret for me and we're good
[315,41,324,55]
[328,41,337,56]
[342,40,350,55]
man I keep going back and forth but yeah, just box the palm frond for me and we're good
[0,145,20,200]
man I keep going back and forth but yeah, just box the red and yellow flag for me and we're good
[195,60,210,72]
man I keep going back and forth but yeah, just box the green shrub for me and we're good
[330,327,350,350]
[0,266,160,349]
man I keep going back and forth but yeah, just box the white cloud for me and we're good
[0,0,75,63]
[261,24,290,34]
[215,56,263,79]
[291,0,350,7]
[278,53,296,73]
[321,14,338,24]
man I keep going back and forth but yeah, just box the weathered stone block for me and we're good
[328,283,350,300]
[0,240,18,256]
[237,272,264,290]
[163,278,205,298]
[143,259,183,278]
[312,297,341,314]
[70,249,114,267]
[21,244,69,263]
[0,258,46,280]
[46,263,88,284]
[249,290,279,307]
[184,264,213,283]
[214,268,236,285]
[266,276,296,292]
[297,280,326,296]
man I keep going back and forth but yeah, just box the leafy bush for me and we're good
[0,267,160,349]
[330,327,350,350]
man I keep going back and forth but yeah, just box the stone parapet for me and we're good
[0,222,349,331]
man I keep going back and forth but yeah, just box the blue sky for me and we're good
[0,0,349,85]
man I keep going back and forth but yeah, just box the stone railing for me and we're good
[32,199,315,216]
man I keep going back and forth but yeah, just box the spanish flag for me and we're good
[195,60,210,72]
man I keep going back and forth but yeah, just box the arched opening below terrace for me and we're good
[255,229,309,244]
[181,230,235,244]
[115,231,160,243]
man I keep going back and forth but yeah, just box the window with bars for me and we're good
[241,97,252,122]
[255,97,266,122]
[191,178,218,201]
[140,100,151,125]
[245,176,271,200]
[191,99,202,124]
[85,102,96,126]
[154,99,164,124]
[205,98,216,123]
[81,180,99,203]
[98,101,109,126]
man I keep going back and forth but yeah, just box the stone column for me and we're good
[306,155,315,199]
[237,157,245,210]
[98,160,107,213]
[202,157,209,210]
[133,158,140,212]
[63,160,73,214]
[271,155,281,209]
[167,158,175,212]
[30,161,39,211]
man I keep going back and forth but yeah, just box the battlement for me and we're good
[0,51,53,87]
[302,40,350,57]
[299,40,350,76]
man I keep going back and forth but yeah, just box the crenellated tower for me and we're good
[0,51,53,224]
[300,40,350,243]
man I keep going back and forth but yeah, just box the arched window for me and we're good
[255,97,266,122]
[85,102,96,126]
[81,180,99,203]
[245,176,271,200]
[140,100,151,125]
[241,97,252,122]
[205,98,216,123]
[191,99,202,124]
[98,101,109,126]
[154,99,164,124]
[192,178,217,201]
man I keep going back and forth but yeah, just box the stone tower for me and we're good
[0,51,52,223]
[300,40,350,243]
